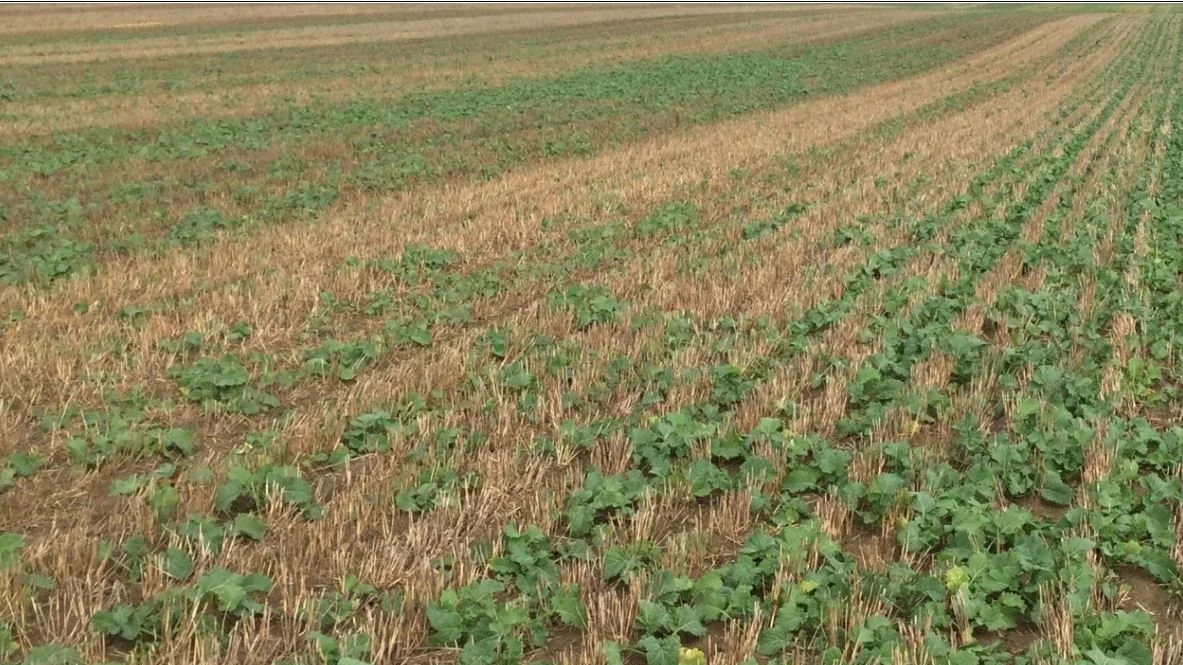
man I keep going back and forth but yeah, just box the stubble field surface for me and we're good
[4,3,1183,665]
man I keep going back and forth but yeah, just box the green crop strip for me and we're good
[0,11,1051,287]
[878,28,1183,660]
[832,15,1154,441]
[922,14,1173,456]
[964,14,1183,580]
[1,11,1040,173]
[703,19,1183,662]
[0,9,973,106]
[578,22,1182,665]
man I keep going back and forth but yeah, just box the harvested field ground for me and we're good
[5,4,1183,665]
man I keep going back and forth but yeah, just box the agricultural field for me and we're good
[6,2,1183,664]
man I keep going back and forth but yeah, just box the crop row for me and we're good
[0,11,1062,288]
[0,12,1174,665]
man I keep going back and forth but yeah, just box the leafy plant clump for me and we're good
[215,462,323,520]
[169,356,281,414]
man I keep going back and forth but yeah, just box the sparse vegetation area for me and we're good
[3,3,1183,665]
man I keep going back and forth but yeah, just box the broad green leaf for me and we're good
[0,532,23,570]
[1085,648,1131,665]
[233,514,268,541]
[548,586,587,628]
[425,605,463,644]
[459,637,503,665]
[149,484,180,521]
[782,467,820,493]
[214,584,247,612]
[638,634,681,665]
[8,452,43,477]
[1133,548,1179,583]
[241,573,274,594]
[215,477,246,513]
[602,642,626,665]
[23,643,82,665]
[307,631,341,660]
[185,465,216,484]
[21,572,55,591]
[159,429,195,456]
[162,547,194,581]
[671,604,707,637]
[1040,470,1074,505]
[637,599,671,634]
